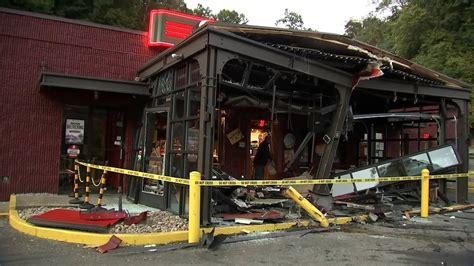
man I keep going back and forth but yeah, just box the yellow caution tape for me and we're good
[76,160,472,187]
[196,173,472,187]
[197,176,422,187]
[75,160,190,185]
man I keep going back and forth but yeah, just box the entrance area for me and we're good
[59,105,125,193]
[137,109,169,210]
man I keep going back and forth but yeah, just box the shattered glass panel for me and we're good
[352,167,379,191]
[428,146,459,171]
[331,174,355,197]
[378,161,405,177]
[403,153,430,175]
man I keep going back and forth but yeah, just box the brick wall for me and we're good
[0,9,161,200]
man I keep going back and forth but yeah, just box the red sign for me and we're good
[148,9,214,48]
[67,145,80,158]
[422,133,430,139]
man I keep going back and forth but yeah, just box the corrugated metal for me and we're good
[0,10,159,201]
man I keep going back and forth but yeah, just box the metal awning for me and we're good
[353,112,440,120]
[40,72,150,96]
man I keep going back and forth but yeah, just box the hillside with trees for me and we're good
[345,0,474,125]
[0,0,248,29]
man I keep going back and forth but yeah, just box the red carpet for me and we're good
[28,209,121,233]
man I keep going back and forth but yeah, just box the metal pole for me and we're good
[421,169,430,218]
[285,186,329,228]
[69,164,83,204]
[79,166,94,209]
[118,145,123,212]
[188,171,201,244]
[96,170,107,209]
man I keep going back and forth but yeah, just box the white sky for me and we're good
[185,0,376,34]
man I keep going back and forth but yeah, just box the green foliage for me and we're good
[192,3,212,18]
[345,0,474,126]
[275,8,304,30]
[0,1,249,29]
[0,0,54,13]
[214,9,248,24]
[0,0,192,30]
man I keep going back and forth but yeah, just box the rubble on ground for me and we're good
[18,206,188,233]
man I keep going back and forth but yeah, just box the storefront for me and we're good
[0,8,470,216]
[0,8,159,200]
[131,23,471,224]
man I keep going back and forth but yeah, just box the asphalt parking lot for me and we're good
[1,209,473,266]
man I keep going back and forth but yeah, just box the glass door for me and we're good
[138,108,169,209]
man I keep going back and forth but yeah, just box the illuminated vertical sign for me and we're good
[148,9,214,48]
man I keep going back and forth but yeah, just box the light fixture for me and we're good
[171,53,183,59]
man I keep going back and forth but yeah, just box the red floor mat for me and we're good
[27,209,121,233]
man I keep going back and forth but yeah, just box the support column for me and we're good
[452,99,469,203]
[438,99,448,194]
[315,84,352,180]
[196,46,217,225]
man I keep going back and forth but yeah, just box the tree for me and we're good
[345,0,474,126]
[192,3,212,18]
[0,0,192,30]
[214,9,248,24]
[275,8,304,30]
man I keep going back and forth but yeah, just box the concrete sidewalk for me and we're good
[10,193,159,214]
[0,201,8,215]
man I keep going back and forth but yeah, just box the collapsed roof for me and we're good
[210,24,470,89]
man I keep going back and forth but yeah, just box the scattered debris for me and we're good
[201,228,227,250]
[368,212,379,223]
[235,218,264,224]
[96,235,122,253]
[334,201,376,211]
[246,198,288,206]
[123,211,148,225]
[19,206,187,234]
[231,198,249,209]
[216,210,285,221]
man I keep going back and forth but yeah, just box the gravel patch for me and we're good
[111,211,188,234]
[17,207,188,234]
[18,207,76,221]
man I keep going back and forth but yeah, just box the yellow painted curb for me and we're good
[9,194,366,246]
[9,194,188,246]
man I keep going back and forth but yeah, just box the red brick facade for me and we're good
[0,9,160,200]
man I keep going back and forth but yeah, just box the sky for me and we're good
[185,0,377,34]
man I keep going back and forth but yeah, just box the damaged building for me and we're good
[0,8,470,226]
[132,22,470,224]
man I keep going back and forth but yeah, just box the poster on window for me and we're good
[187,128,199,162]
[65,119,84,144]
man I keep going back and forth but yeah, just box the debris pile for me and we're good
[19,206,187,234]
